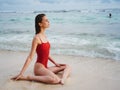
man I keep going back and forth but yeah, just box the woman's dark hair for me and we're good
[35,14,46,34]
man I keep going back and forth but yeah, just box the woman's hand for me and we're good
[55,63,66,67]
[55,63,61,67]
[11,73,23,81]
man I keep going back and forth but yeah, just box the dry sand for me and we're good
[0,50,120,90]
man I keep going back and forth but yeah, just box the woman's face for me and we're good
[40,16,50,28]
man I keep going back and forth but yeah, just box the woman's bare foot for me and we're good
[60,79,65,85]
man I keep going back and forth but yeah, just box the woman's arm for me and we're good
[11,37,39,81]
[48,55,60,66]
[19,37,38,75]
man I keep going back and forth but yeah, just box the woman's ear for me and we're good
[38,23,42,27]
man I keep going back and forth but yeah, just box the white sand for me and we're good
[0,50,120,90]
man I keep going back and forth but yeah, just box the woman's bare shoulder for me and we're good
[33,34,41,44]
[34,34,39,39]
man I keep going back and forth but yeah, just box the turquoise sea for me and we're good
[0,9,120,60]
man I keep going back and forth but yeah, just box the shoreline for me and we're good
[0,50,120,90]
[0,49,118,61]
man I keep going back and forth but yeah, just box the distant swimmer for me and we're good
[109,13,112,18]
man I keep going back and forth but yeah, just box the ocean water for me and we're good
[0,9,120,60]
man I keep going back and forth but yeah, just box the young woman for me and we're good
[12,14,71,85]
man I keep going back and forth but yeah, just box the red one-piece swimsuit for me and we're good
[36,38,50,68]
